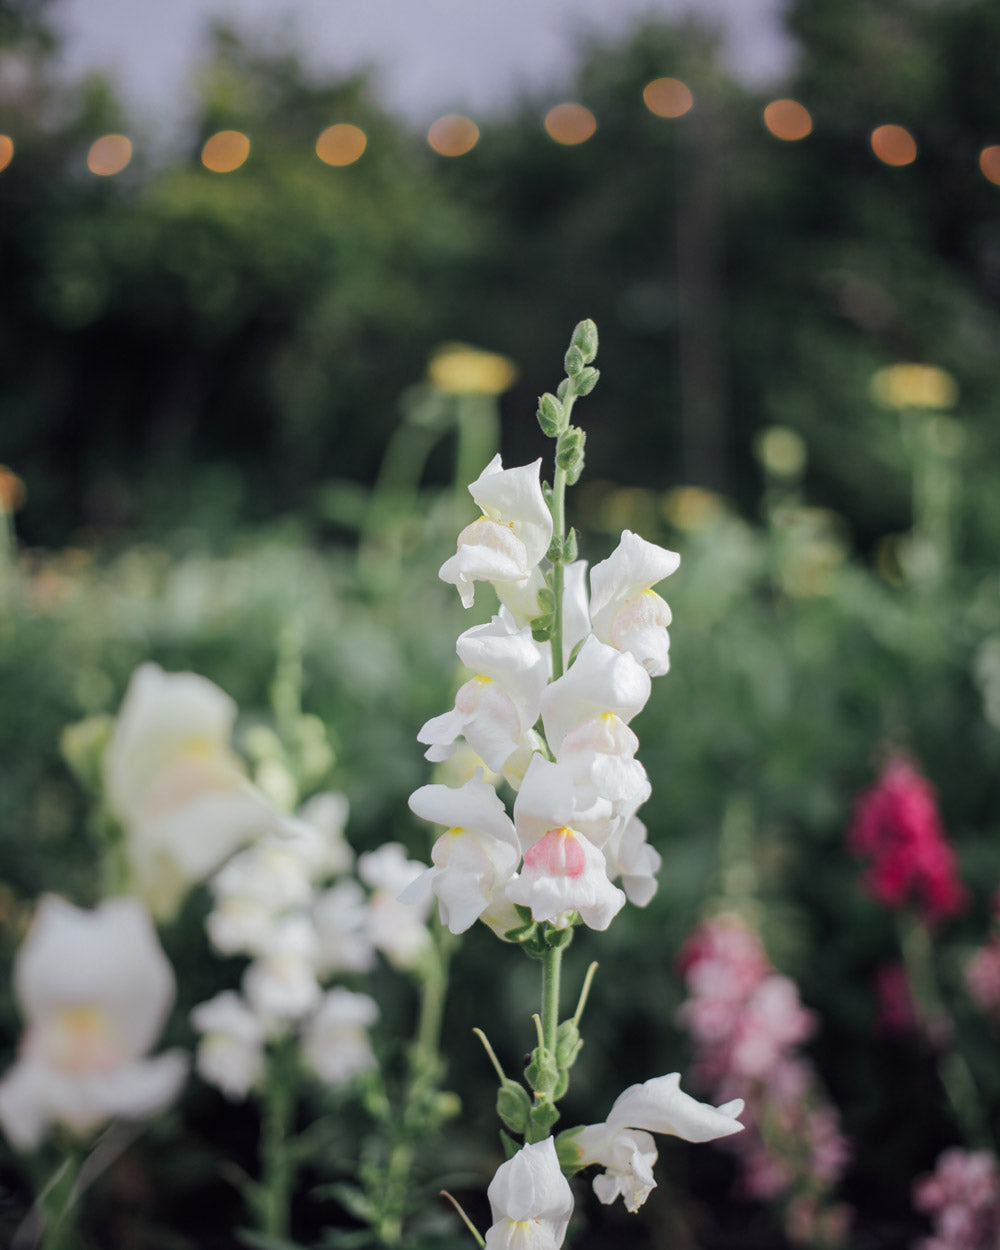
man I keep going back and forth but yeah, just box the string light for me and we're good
[201,130,250,173]
[870,124,917,167]
[427,114,479,156]
[544,102,596,145]
[87,133,132,176]
[0,135,13,172]
[642,77,693,119]
[316,123,367,166]
[763,98,812,141]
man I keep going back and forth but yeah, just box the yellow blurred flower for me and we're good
[661,486,728,532]
[428,343,518,396]
[870,364,958,411]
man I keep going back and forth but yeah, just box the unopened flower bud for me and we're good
[555,1019,583,1070]
[537,392,566,437]
[526,1046,560,1097]
[574,366,599,396]
[564,345,585,377]
[556,427,586,485]
[571,319,598,364]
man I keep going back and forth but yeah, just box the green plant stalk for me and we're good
[258,1038,298,1239]
[548,387,577,683]
[375,932,453,1244]
[38,1150,81,1250]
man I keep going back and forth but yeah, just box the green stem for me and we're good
[38,1151,81,1250]
[258,1038,297,1239]
[541,943,563,1062]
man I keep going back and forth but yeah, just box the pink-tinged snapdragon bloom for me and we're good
[913,1148,1000,1250]
[418,614,549,774]
[406,769,521,934]
[589,531,680,677]
[567,1073,743,1212]
[484,1137,574,1250]
[965,936,1000,1019]
[439,456,553,619]
[0,896,188,1150]
[508,755,625,931]
[848,756,968,924]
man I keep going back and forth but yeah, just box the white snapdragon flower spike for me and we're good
[358,843,432,970]
[281,790,354,881]
[191,991,266,1101]
[602,815,662,907]
[242,913,322,1030]
[302,989,379,1087]
[589,531,681,677]
[103,663,280,918]
[439,456,553,616]
[485,1137,574,1250]
[569,1073,744,1212]
[407,770,521,934]
[508,756,625,931]
[0,896,187,1150]
[418,615,549,773]
[313,879,376,975]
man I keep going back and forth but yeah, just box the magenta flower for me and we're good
[848,756,968,924]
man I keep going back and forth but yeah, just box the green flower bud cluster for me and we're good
[535,319,598,488]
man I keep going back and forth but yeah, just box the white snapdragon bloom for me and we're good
[569,1073,744,1212]
[0,896,187,1150]
[301,989,379,1087]
[406,769,521,934]
[484,1137,574,1250]
[191,991,266,1101]
[602,815,662,907]
[541,636,652,820]
[104,663,279,918]
[508,756,625,931]
[439,456,553,617]
[207,842,314,957]
[418,615,549,773]
[589,531,680,677]
[242,914,322,1030]
[358,843,432,970]
[282,791,354,881]
[313,879,376,975]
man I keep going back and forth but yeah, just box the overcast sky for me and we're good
[52,0,797,134]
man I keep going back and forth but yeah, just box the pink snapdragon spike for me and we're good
[677,914,850,1227]
[0,896,188,1150]
[848,756,968,924]
[569,1073,744,1212]
[406,769,521,934]
[913,1148,1000,1250]
[438,456,553,617]
[484,1137,574,1250]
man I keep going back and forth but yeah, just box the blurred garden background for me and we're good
[4,0,1000,1245]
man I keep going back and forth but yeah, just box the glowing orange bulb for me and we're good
[426,114,479,157]
[763,99,812,142]
[316,123,367,167]
[544,103,596,146]
[0,135,13,172]
[87,133,132,176]
[979,146,1000,187]
[201,130,250,173]
[642,78,693,119]
[870,124,917,167]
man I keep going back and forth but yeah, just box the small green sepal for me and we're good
[555,1020,583,1071]
[497,1079,533,1135]
[537,392,566,437]
[527,1099,561,1138]
[500,1129,521,1160]
[555,1128,585,1177]
[525,1047,559,1097]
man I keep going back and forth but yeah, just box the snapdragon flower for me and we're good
[602,815,662,907]
[406,769,521,934]
[484,1137,574,1250]
[418,614,549,773]
[507,756,625,931]
[439,455,553,618]
[104,663,281,918]
[191,990,266,1101]
[566,1073,744,1212]
[357,843,432,970]
[589,530,680,677]
[242,913,322,1030]
[0,896,187,1150]
[301,988,379,1087]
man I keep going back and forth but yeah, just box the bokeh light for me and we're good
[979,145,1000,186]
[316,123,367,167]
[426,114,479,157]
[428,343,518,396]
[642,77,693,119]
[763,99,812,142]
[0,135,13,172]
[87,134,132,176]
[201,130,251,173]
[870,363,958,410]
[0,464,26,512]
[870,124,917,167]
[544,103,597,146]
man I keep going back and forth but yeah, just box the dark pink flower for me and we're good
[848,757,968,924]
